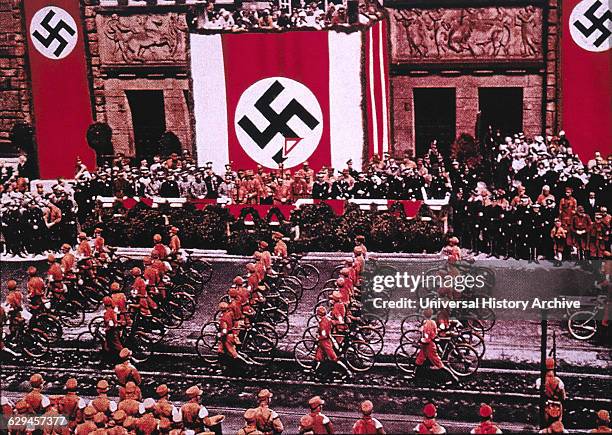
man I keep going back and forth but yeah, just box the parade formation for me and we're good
[1,0,611,432]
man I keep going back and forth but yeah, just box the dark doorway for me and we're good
[126,90,166,158]
[478,88,523,138]
[414,88,456,158]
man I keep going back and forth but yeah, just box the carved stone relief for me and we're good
[390,7,543,62]
[97,13,188,65]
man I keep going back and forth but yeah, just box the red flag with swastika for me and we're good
[23,0,95,178]
[561,0,612,162]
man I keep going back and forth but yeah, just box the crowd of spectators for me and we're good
[1,128,610,261]
[188,0,383,32]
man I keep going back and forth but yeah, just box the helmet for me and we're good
[7,280,17,290]
[316,306,327,316]
[219,302,229,310]
[103,296,113,307]
[336,277,345,287]
[27,266,37,276]
[110,282,121,292]
[153,234,162,243]
[233,276,244,285]
[131,267,141,276]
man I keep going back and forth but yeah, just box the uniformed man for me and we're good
[179,385,224,433]
[151,234,169,260]
[91,379,118,417]
[239,408,264,435]
[254,389,283,435]
[413,403,446,434]
[153,384,175,421]
[272,232,288,259]
[75,406,98,435]
[23,373,50,414]
[571,206,592,261]
[550,219,567,266]
[415,309,458,382]
[470,404,502,434]
[115,348,142,392]
[58,378,86,432]
[136,398,159,435]
[218,301,248,363]
[536,358,566,426]
[27,266,45,314]
[589,212,609,259]
[117,382,141,417]
[590,410,611,433]
[352,400,385,434]
[314,306,350,375]
[302,396,334,434]
[558,187,577,227]
[168,226,181,257]
[103,296,123,359]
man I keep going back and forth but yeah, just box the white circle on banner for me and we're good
[234,77,323,169]
[569,0,612,52]
[30,6,78,59]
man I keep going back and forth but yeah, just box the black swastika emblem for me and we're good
[32,9,76,57]
[238,80,320,165]
[573,0,612,48]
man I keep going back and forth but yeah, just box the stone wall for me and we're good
[387,0,561,157]
[0,0,31,150]
[83,5,192,157]
[392,73,543,156]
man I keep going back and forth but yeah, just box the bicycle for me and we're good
[294,327,376,373]
[395,330,480,378]
[567,295,608,340]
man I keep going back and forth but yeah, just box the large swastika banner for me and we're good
[24,0,95,178]
[561,0,612,161]
[191,25,390,172]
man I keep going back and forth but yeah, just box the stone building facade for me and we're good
[387,0,561,157]
[0,0,561,159]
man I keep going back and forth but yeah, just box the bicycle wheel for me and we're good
[447,343,480,377]
[281,276,303,300]
[356,326,384,356]
[361,313,386,337]
[278,286,299,315]
[157,305,183,329]
[471,306,496,332]
[174,283,197,297]
[401,314,425,336]
[168,292,196,321]
[317,288,334,303]
[568,311,597,340]
[252,322,279,349]
[197,260,214,284]
[394,342,418,375]
[269,312,289,339]
[306,314,319,330]
[58,300,85,328]
[303,325,319,340]
[243,332,275,364]
[345,341,375,372]
[30,314,62,344]
[458,329,486,358]
[88,315,105,337]
[22,328,50,359]
[295,264,320,290]
[196,321,220,363]
[400,328,422,346]
[294,339,317,369]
